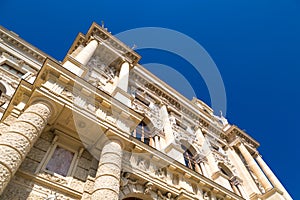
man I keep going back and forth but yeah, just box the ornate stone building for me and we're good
[0,23,292,200]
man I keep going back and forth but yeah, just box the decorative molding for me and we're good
[0,29,46,64]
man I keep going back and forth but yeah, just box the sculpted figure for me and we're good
[157,190,174,200]
[203,191,210,200]
[120,172,137,188]
[144,182,153,194]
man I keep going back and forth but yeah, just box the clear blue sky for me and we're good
[1,0,299,198]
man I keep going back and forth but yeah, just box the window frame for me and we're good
[0,60,26,78]
[40,141,78,178]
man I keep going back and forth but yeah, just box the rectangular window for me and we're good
[45,145,75,177]
[1,63,24,77]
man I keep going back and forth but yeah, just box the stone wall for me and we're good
[0,130,99,200]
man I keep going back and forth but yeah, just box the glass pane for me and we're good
[46,146,74,176]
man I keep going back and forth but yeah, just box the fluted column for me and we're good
[92,139,123,200]
[236,142,273,192]
[255,154,292,200]
[0,102,52,194]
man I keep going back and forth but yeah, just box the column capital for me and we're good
[28,98,59,123]
[105,136,125,150]
[252,151,260,158]
[230,175,243,186]
[229,137,242,147]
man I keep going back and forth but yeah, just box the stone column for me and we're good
[63,39,98,76]
[255,154,292,200]
[195,128,205,145]
[92,139,123,200]
[236,184,249,199]
[117,62,130,92]
[75,39,98,65]
[226,146,260,195]
[160,105,174,145]
[113,61,131,106]
[236,142,273,192]
[149,137,155,148]
[154,135,161,150]
[199,161,209,177]
[194,163,202,174]
[0,102,52,194]
[205,151,220,179]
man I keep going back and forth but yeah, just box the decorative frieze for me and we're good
[0,31,45,63]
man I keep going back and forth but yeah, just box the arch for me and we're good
[132,117,154,145]
[180,140,202,171]
[122,193,154,200]
[218,163,234,178]
[218,163,242,196]
[180,139,201,155]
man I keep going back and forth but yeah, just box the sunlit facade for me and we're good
[0,23,291,200]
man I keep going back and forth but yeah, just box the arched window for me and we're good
[132,121,151,145]
[218,163,242,196]
[182,145,196,170]
[1,63,24,78]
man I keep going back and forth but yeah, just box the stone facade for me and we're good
[0,23,292,200]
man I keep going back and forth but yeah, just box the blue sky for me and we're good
[1,0,299,198]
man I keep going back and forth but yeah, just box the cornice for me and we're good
[64,22,141,65]
[123,137,245,200]
[225,125,260,149]
[0,26,50,66]
[130,66,226,140]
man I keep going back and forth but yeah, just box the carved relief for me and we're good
[157,190,174,200]
[120,172,137,188]
[132,98,163,131]
[203,191,211,200]
[172,124,196,145]
[85,54,117,89]
[212,149,236,174]
[38,172,68,185]
[136,156,150,171]
[155,167,167,181]
[144,182,153,194]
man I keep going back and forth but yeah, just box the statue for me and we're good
[203,191,210,200]
[120,172,137,188]
[144,182,153,194]
[157,190,174,200]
